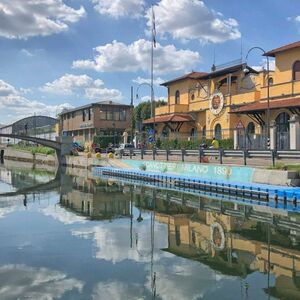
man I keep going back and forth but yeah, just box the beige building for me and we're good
[59,100,132,143]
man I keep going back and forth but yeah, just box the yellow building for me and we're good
[144,40,300,150]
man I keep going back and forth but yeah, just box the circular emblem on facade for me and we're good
[210,222,225,250]
[209,92,224,115]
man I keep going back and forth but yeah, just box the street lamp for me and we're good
[244,46,270,149]
[136,82,156,142]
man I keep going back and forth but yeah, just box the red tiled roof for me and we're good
[143,113,194,124]
[161,72,208,86]
[264,40,300,57]
[232,97,300,113]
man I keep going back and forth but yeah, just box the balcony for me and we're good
[261,80,300,100]
[155,104,189,116]
[230,90,260,105]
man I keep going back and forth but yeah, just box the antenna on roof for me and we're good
[211,47,216,71]
[240,38,243,62]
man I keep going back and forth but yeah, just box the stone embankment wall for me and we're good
[3,148,56,166]
[2,148,299,186]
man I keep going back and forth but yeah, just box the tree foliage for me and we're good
[133,100,166,130]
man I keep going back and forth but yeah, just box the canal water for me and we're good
[0,162,300,299]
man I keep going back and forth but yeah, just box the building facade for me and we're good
[144,40,300,150]
[59,101,132,144]
[0,115,58,144]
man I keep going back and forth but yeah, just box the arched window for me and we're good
[276,112,290,132]
[202,125,206,138]
[214,124,222,140]
[268,77,274,85]
[175,90,180,104]
[190,128,197,138]
[246,122,255,134]
[293,61,300,81]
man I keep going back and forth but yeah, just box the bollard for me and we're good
[181,149,185,162]
[243,149,247,166]
[130,149,133,159]
[152,149,156,161]
[293,194,297,207]
[219,149,223,165]
[271,150,276,167]
[141,149,144,160]
[166,149,169,161]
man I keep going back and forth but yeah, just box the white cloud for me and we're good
[41,205,87,225]
[41,73,122,101]
[92,0,145,19]
[73,39,200,74]
[0,79,72,123]
[72,220,169,264]
[0,0,86,39]
[92,281,144,300]
[20,49,34,57]
[0,264,84,299]
[287,16,300,33]
[251,59,275,72]
[133,76,164,86]
[146,0,240,43]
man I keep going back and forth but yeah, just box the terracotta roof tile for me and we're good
[264,40,300,57]
[143,113,194,124]
[232,97,300,113]
[161,72,208,86]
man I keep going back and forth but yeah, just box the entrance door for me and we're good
[276,112,290,150]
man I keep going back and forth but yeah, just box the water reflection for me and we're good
[1,163,300,299]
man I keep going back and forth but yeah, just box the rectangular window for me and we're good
[82,110,85,121]
[107,109,113,120]
[88,108,91,120]
[99,107,107,120]
[120,109,126,121]
[114,108,120,121]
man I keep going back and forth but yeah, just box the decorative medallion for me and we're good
[209,92,224,115]
[210,222,225,250]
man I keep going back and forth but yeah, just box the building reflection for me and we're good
[132,186,300,299]
[60,177,131,220]
[60,175,300,299]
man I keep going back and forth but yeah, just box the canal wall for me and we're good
[3,148,56,166]
[2,148,299,186]
[118,159,300,186]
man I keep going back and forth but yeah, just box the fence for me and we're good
[119,148,300,166]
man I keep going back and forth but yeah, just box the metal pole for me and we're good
[245,46,270,149]
[151,6,156,143]
[131,86,134,145]
[266,56,270,149]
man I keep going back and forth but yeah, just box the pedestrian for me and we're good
[210,137,219,160]
[211,137,219,149]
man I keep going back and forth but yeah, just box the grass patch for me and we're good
[12,145,55,155]
[268,163,300,174]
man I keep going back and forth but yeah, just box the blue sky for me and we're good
[0,0,299,123]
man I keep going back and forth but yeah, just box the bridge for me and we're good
[0,134,72,165]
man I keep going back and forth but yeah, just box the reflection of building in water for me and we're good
[0,168,12,185]
[132,185,300,299]
[60,177,131,220]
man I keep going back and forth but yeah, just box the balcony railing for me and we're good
[261,80,300,100]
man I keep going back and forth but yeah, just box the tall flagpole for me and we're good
[151,5,156,143]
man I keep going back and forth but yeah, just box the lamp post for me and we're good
[136,82,156,143]
[244,46,270,149]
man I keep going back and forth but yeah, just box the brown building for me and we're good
[59,100,132,143]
